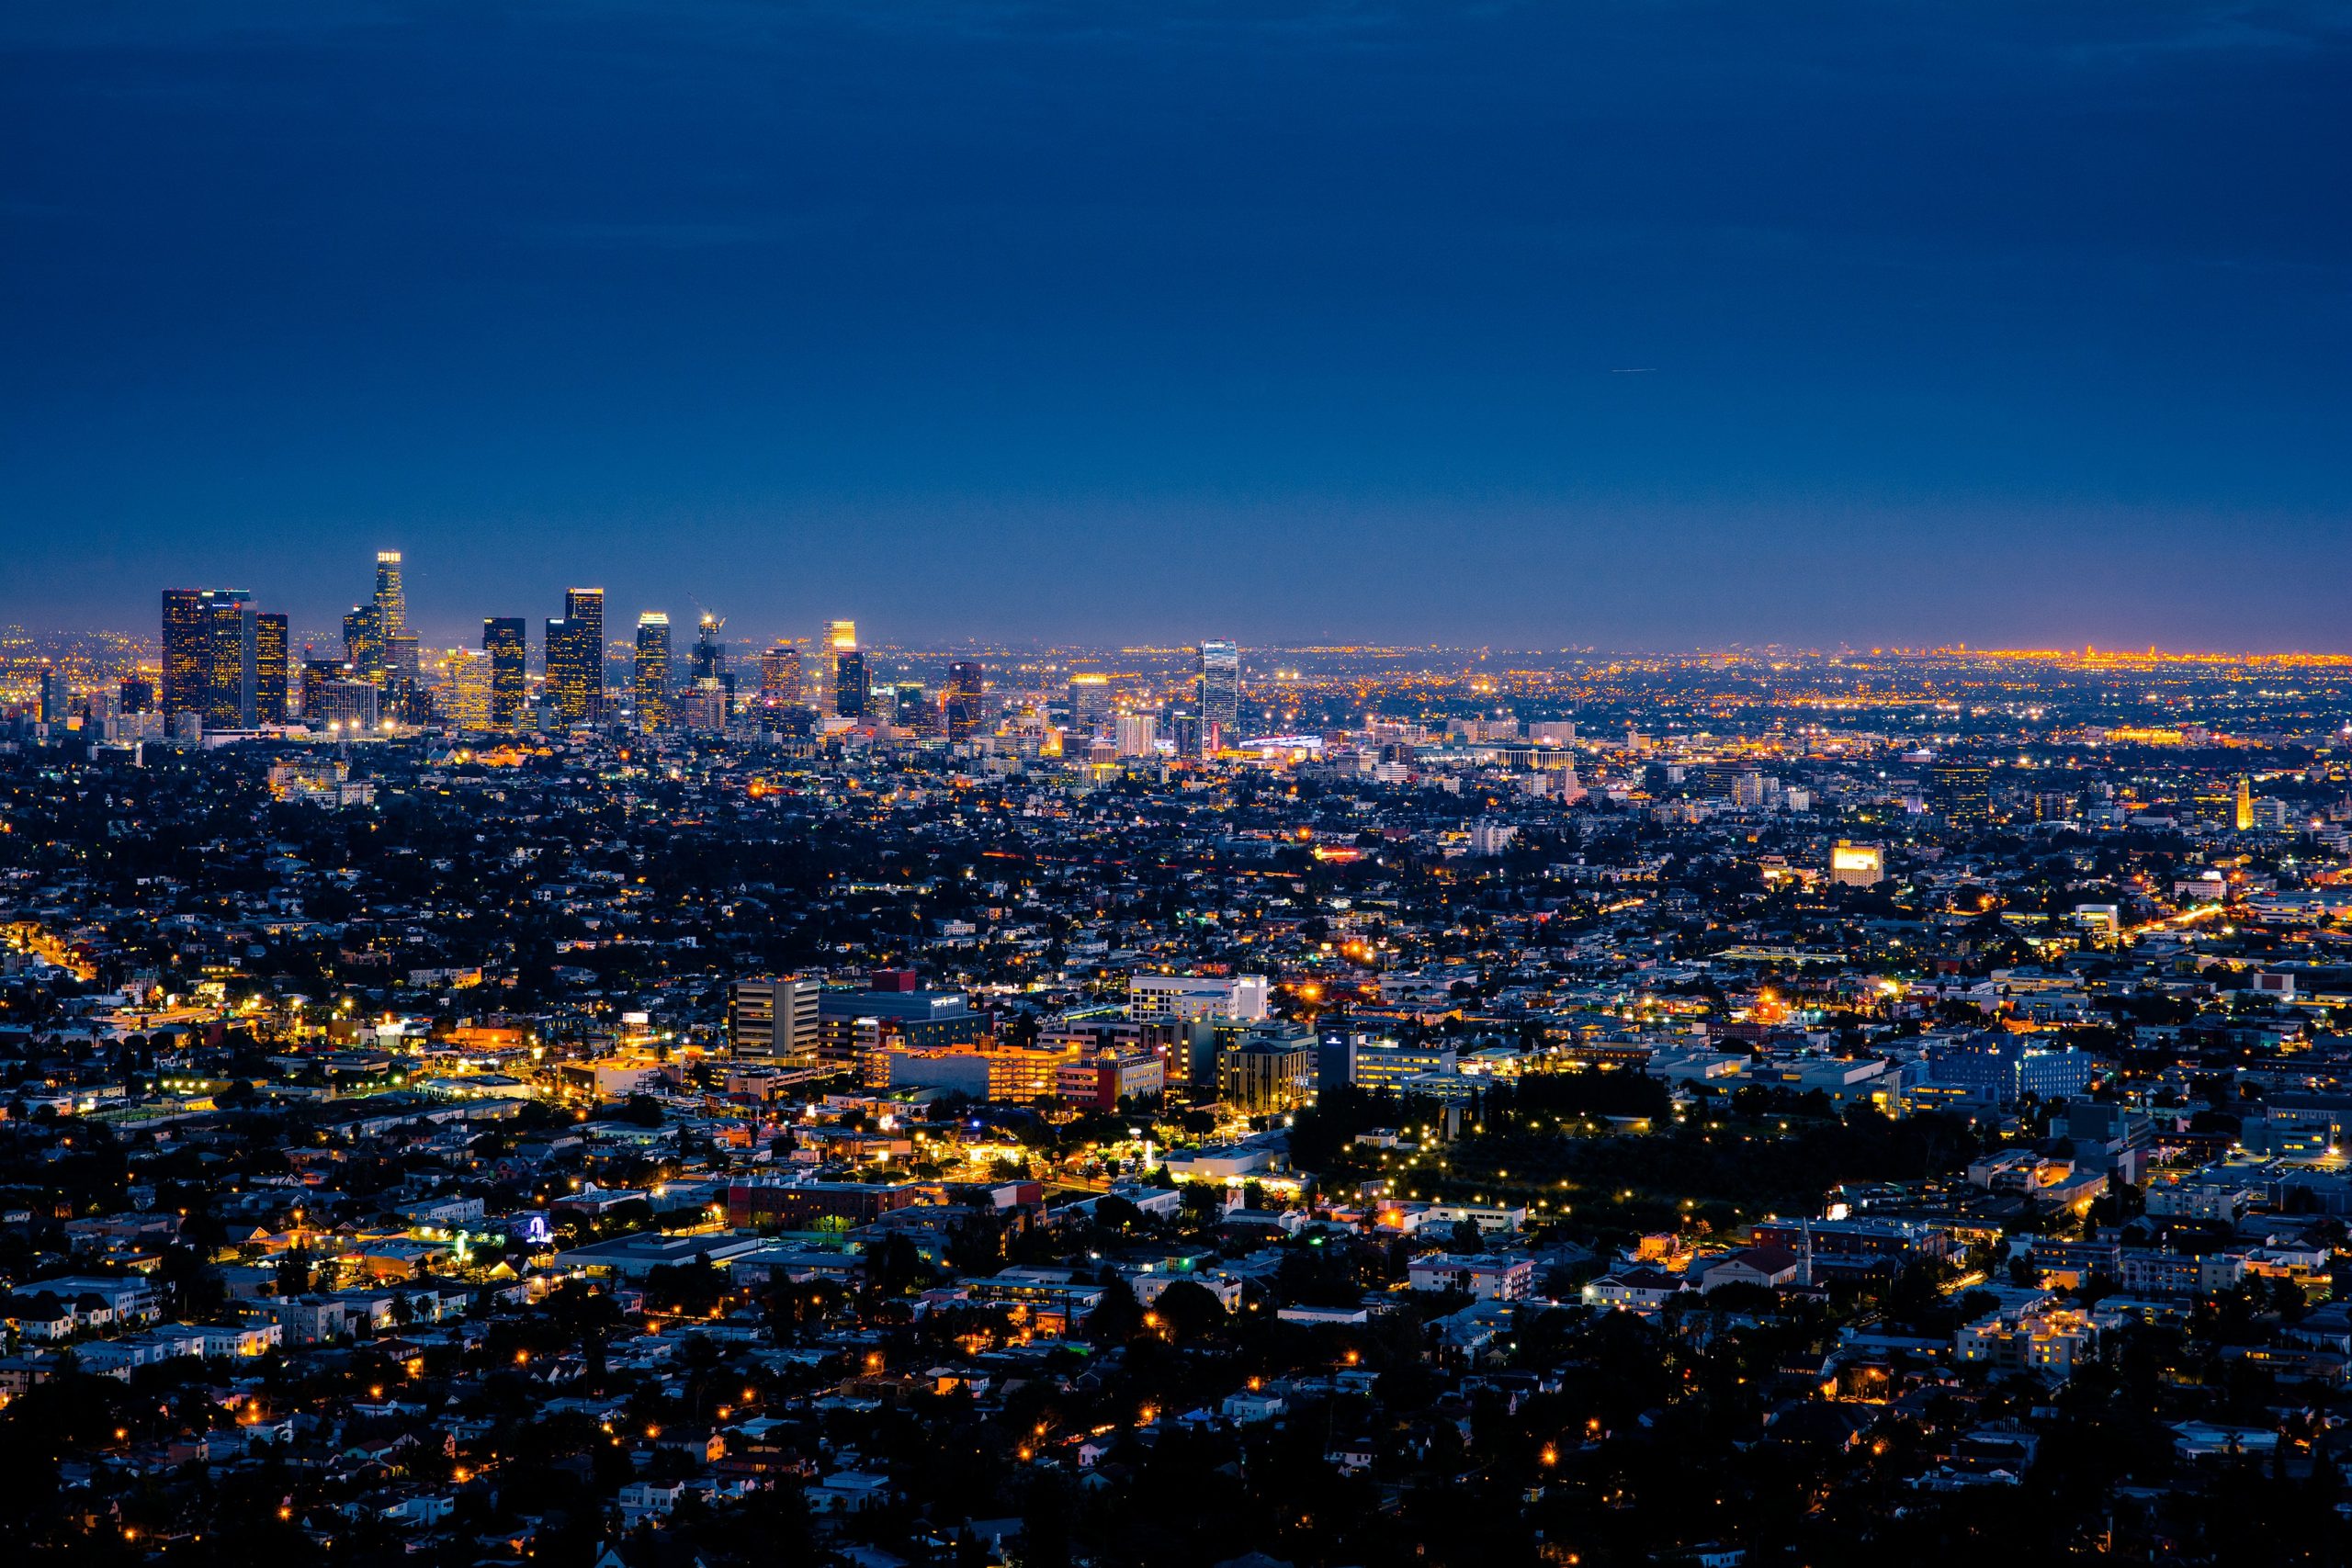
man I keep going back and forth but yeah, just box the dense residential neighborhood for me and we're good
[5,633,2352,1564]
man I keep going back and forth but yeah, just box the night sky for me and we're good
[5,2,2348,649]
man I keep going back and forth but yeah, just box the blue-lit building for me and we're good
[819,971,987,1087]
[1923,1035,2099,1105]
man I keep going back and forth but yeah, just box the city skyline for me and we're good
[12,505,2351,659]
[40,541,2352,663]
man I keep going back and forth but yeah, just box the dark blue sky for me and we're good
[5,2,2348,649]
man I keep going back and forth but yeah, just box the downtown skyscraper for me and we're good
[545,588,605,725]
[161,587,257,731]
[834,650,871,720]
[160,588,212,726]
[1198,639,1240,751]
[482,617,527,730]
[945,660,986,741]
[634,612,673,729]
[254,613,289,726]
[821,619,856,716]
[343,604,383,681]
[373,551,405,639]
[758,644,802,710]
[371,549,419,705]
[690,612,727,685]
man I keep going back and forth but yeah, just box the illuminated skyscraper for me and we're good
[297,658,343,723]
[946,661,987,740]
[822,619,856,715]
[1167,712,1202,758]
[1198,639,1240,750]
[373,550,406,640]
[634,612,673,728]
[1932,761,1992,828]
[202,592,258,729]
[690,612,727,683]
[432,647,492,729]
[894,682,936,734]
[545,618,593,725]
[384,632,422,692]
[568,589,605,640]
[36,661,63,725]
[163,587,255,731]
[343,604,383,680]
[312,678,380,732]
[254,614,289,725]
[546,588,605,725]
[2235,776,2254,832]
[161,589,210,725]
[758,644,802,708]
[1115,713,1159,757]
[1067,672,1110,735]
[834,650,871,720]
[688,611,735,720]
[945,660,986,741]
[482,617,526,729]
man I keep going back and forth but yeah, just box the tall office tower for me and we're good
[119,677,155,716]
[1115,713,1159,757]
[729,976,823,1064]
[296,658,343,722]
[373,550,406,640]
[758,644,802,707]
[2235,776,2255,832]
[1932,760,1992,828]
[384,632,421,691]
[821,619,857,714]
[700,615,737,718]
[634,612,673,728]
[690,611,727,684]
[833,649,870,719]
[569,588,605,718]
[1167,712,1202,759]
[945,660,986,741]
[166,587,256,730]
[1067,672,1111,735]
[545,588,606,725]
[545,617,592,725]
[254,613,289,725]
[312,678,381,732]
[1198,639,1240,751]
[161,589,210,725]
[544,617,576,717]
[343,604,383,680]
[36,662,62,725]
[201,592,258,729]
[894,682,935,734]
[481,617,526,729]
[432,647,492,729]
[379,629,424,725]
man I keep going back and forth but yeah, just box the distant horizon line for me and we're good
[8,624,2352,664]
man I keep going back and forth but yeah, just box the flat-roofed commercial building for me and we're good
[1129,972,1271,1023]
[729,976,821,1066]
